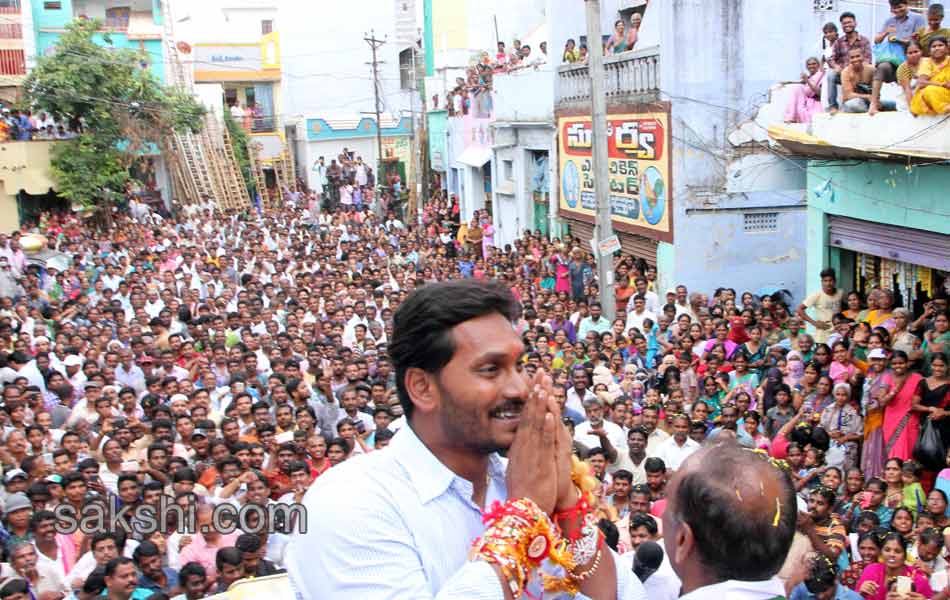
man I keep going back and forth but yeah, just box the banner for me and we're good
[558,110,672,242]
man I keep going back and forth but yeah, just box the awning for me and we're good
[456,145,492,168]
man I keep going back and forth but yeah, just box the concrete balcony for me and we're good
[556,46,660,110]
[492,67,555,123]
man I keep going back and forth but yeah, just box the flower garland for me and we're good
[470,497,576,597]
[470,458,605,597]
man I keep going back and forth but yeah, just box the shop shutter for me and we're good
[827,215,950,272]
[564,217,658,266]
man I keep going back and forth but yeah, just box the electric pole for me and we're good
[585,0,616,322]
[365,30,386,198]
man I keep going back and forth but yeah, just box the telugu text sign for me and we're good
[558,111,672,242]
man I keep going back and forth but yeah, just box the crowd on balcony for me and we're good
[561,8,646,65]
[785,0,950,124]
[0,107,79,143]
[227,102,275,134]
[442,38,549,118]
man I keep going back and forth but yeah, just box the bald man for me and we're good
[662,443,797,600]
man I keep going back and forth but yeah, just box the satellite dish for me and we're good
[176,41,192,54]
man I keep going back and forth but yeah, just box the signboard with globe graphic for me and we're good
[558,108,673,242]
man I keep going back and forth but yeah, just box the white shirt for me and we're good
[618,539,681,600]
[286,424,645,600]
[624,309,657,336]
[565,387,595,416]
[654,436,700,471]
[574,419,628,454]
[646,429,670,456]
[679,577,785,600]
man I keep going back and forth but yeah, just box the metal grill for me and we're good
[813,0,835,11]
[743,212,779,233]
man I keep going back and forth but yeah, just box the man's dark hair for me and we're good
[62,471,85,488]
[286,460,309,475]
[215,546,243,569]
[840,11,856,22]
[172,467,197,483]
[644,457,666,474]
[29,509,56,531]
[133,540,161,564]
[613,469,633,484]
[0,577,29,599]
[668,443,796,582]
[819,268,836,281]
[630,512,659,536]
[235,533,262,553]
[179,561,206,582]
[104,556,135,578]
[389,280,520,420]
[82,567,108,595]
[77,457,99,472]
[91,531,120,552]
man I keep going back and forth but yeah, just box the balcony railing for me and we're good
[0,0,20,15]
[556,45,661,106]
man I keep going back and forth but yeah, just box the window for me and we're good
[43,0,61,8]
[0,49,25,75]
[399,47,413,90]
[0,23,22,38]
[743,212,778,233]
[812,0,835,11]
[105,7,130,30]
[503,160,514,181]
[0,0,20,14]
[261,19,273,35]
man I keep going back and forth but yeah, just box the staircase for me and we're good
[160,0,250,211]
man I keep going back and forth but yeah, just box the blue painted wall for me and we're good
[32,1,166,83]
[646,0,815,302]
[306,117,413,142]
[806,161,950,289]
[427,110,447,172]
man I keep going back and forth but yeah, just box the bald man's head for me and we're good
[663,443,796,588]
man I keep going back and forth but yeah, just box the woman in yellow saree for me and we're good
[911,36,950,115]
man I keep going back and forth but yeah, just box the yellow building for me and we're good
[0,141,60,232]
[193,32,285,162]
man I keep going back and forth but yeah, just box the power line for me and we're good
[656,89,950,217]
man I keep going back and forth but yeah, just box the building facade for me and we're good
[0,0,35,103]
[31,0,166,82]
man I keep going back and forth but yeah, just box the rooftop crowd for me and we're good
[785,0,950,124]
[0,154,944,600]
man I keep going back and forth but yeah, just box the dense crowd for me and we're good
[0,107,79,143]
[0,158,945,600]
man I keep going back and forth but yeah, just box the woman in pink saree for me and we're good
[784,57,825,124]
[883,350,925,462]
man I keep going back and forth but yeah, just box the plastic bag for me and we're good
[914,419,946,472]
[826,442,847,469]
[874,40,905,67]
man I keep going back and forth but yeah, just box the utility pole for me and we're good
[365,30,386,194]
[585,0,616,322]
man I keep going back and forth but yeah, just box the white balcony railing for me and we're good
[556,45,660,105]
